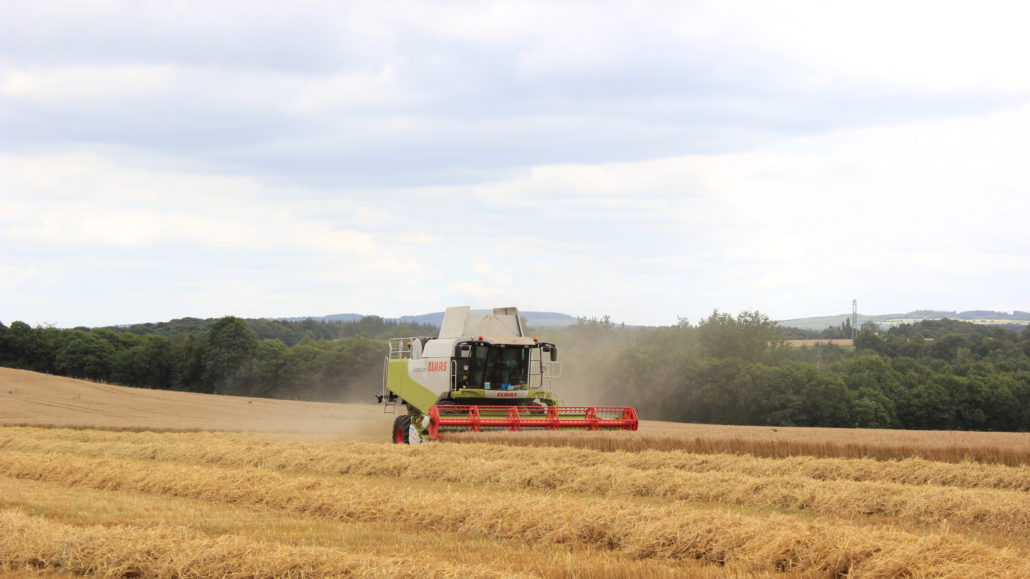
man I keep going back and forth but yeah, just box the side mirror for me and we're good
[542,344,558,362]
[458,343,472,358]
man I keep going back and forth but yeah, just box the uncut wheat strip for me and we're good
[447,430,1030,466]
[429,441,1030,491]
[4,434,1027,533]
[1,451,1028,578]
[0,509,513,579]
[4,426,1027,492]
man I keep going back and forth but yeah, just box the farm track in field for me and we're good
[2,427,1030,578]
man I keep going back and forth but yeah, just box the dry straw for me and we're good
[5,427,1028,491]
[8,426,1027,491]
[1,448,1028,577]
[0,509,513,578]
[2,428,1027,532]
[446,430,1030,466]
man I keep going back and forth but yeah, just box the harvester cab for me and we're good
[379,306,638,443]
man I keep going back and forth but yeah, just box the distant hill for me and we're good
[778,310,1030,332]
[280,310,579,329]
[275,313,365,323]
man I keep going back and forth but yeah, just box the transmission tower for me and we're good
[852,299,858,339]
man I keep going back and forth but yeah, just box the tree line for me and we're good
[0,316,399,402]
[99,315,439,346]
[3,312,1029,431]
[549,312,1030,431]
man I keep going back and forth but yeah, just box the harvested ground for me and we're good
[0,367,391,439]
[783,339,854,347]
[2,367,1029,577]
[4,367,1026,458]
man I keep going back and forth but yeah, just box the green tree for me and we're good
[749,364,806,425]
[850,388,896,428]
[1,321,55,372]
[54,330,116,380]
[203,317,258,395]
[932,334,972,362]
[170,334,206,392]
[277,343,324,399]
[231,339,289,398]
[797,368,854,427]
[853,328,886,354]
[683,357,760,424]
[906,379,956,429]
[697,310,783,362]
[111,335,173,388]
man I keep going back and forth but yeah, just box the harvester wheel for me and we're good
[392,415,411,444]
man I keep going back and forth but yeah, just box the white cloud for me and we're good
[9,91,1029,326]
[0,152,381,254]
[735,1,1030,94]
[7,1,1026,185]
[286,65,418,114]
[1,64,180,102]
[2,2,1029,327]
[0,265,37,291]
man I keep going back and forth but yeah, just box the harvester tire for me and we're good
[392,415,411,444]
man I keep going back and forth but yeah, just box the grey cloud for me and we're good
[2,1,1020,189]
[0,1,362,74]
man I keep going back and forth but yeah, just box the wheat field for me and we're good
[2,368,1029,577]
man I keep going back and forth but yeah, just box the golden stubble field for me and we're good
[2,367,1029,578]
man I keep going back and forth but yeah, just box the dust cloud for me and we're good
[536,325,639,409]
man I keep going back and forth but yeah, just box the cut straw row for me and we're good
[5,426,1026,491]
[0,509,515,578]
[2,432,1027,532]
[1,450,1026,578]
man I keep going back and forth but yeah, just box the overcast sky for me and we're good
[2,1,1029,328]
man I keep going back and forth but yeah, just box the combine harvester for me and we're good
[378,306,638,443]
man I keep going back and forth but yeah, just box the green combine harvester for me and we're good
[377,306,638,444]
